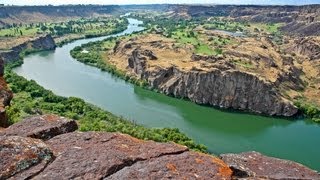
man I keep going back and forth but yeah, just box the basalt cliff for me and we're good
[108,34,303,117]
[0,114,319,179]
[0,34,56,63]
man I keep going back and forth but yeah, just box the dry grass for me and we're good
[0,36,37,50]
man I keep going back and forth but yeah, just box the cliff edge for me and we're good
[0,34,56,63]
[107,34,299,116]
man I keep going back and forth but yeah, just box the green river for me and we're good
[13,18,320,171]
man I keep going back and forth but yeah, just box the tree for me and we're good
[41,26,48,32]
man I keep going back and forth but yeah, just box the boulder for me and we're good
[0,114,78,140]
[220,151,320,179]
[0,136,53,179]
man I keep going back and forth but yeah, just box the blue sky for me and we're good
[1,0,319,5]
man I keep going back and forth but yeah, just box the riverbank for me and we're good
[0,17,129,63]
[70,33,320,122]
[4,59,207,152]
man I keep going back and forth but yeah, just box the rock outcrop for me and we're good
[287,37,320,60]
[127,50,298,116]
[0,57,12,127]
[0,115,234,179]
[1,115,319,179]
[0,114,78,139]
[0,115,320,179]
[0,34,56,63]
[221,151,320,179]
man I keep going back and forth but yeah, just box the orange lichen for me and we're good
[42,114,59,122]
[212,157,233,178]
[166,163,178,173]
[195,158,204,164]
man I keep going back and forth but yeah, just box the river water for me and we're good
[14,18,320,171]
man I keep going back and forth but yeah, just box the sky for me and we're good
[1,0,319,5]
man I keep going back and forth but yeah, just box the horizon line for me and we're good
[1,3,320,6]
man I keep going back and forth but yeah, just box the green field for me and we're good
[0,18,127,38]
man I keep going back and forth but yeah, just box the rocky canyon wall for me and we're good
[0,34,56,63]
[127,49,298,117]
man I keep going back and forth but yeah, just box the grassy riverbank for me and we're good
[4,60,207,152]
[70,36,149,87]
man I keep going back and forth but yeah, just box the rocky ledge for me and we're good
[1,114,319,179]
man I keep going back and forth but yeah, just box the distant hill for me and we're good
[0,4,319,36]
[0,5,121,27]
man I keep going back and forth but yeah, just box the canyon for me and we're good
[0,3,320,177]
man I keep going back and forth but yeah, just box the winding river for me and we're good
[14,18,320,171]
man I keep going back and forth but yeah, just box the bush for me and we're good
[294,100,320,123]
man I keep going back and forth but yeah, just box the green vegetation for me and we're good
[130,13,235,56]
[0,18,128,38]
[251,23,282,34]
[70,37,148,88]
[294,100,320,123]
[231,59,254,69]
[4,60,207,152]
[203,17,246,32]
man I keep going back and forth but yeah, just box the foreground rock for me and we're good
[0,114,78,140]
[0,136,53,179]
[1,115,319,179]
[4,131,233,179]
[221,151,320,179]
[36,132,208,179]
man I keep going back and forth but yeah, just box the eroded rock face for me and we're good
[0,114,78,139]
[288,38,320,60]
[0,34,56,63]
[128,51,297,116]
[220,151,320,179]
[0,57,13,127]
[0,136,54,179]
